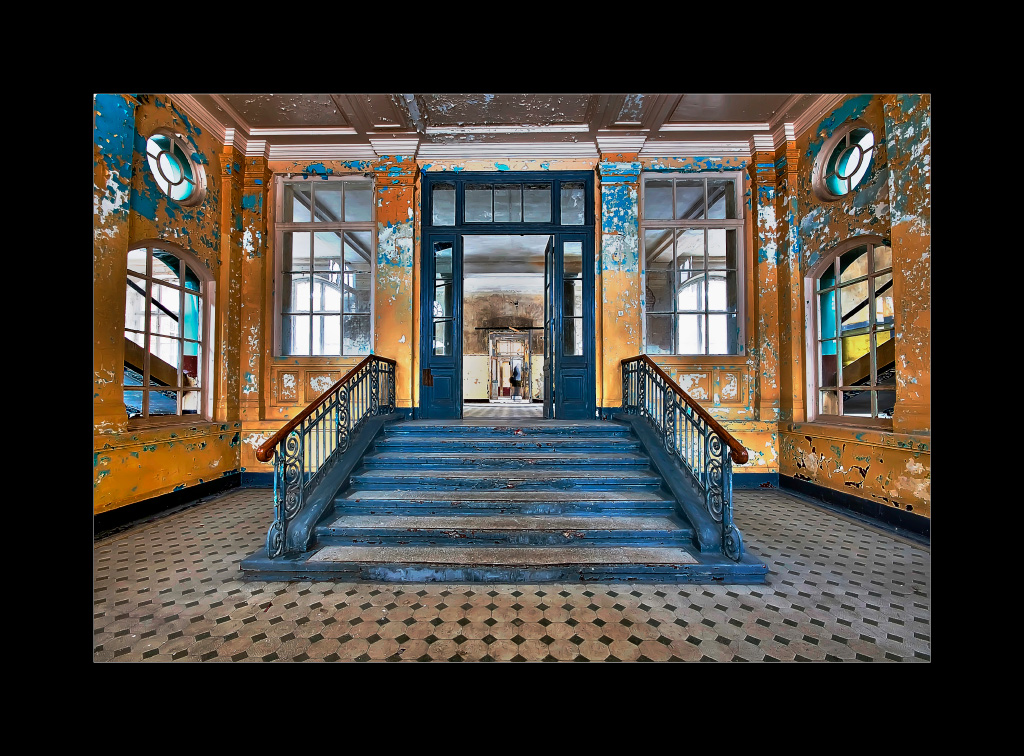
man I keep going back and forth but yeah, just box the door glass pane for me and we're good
[839,245,869,283]
[313,231,342,271]
[343,314,371,354]
[494,184,522,222]
[344,182,372,222]
[675,179,705,220]
[284,184,312,222]
[465,184,492,222]
[432,183,455,226]
[563,280,582,317]
[312,315,341,355]
[563,317,583,356]
[708,313,738,355]
[284,232,311,271]
[645,180,672,219]
[433,319,452,356]
[707,179,736,219]
[433,282,452,318]
[283,274,311,312]
[564,241,582,277]
[434,242,453,279]
[819,340,837,387]
[646,314,673,354]
[677,314,704,354]
[313,184,342,221]
[560,182,585,225]
[523,184,550,222]
[283,315,310,355]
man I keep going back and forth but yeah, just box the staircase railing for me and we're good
[621,355,748,561]
[256,355,397,559]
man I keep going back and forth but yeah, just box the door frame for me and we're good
[418,171,595,419]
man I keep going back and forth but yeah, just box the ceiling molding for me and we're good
[767,94,808,129]
[639,140,753,158]
[660,122,770,132]
[425,124,590,135]
[595,134,647,154]
[750,134,775,154]
[223,127,248,154]
[771,122,797,148]
[793,94,848,138]
[249,127,357,137]
[245,139,269,158]
[369,138,420,157]
[266,144,377,161]
[168,94,227,143]
[417,142,600,160]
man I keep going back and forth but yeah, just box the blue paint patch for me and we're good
[174,484,186,491]
[303,162,334,177]
[806,94,874,160]
[495,163,510,171]
[540,162,550,170]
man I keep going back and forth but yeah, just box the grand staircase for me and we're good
[240,418,768,583]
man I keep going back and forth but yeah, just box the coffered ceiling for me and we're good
[172,93,847,162]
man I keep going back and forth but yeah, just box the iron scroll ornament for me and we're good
[267,430,303,558]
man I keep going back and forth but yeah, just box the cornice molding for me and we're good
[750,134,775,155]
[639,140,752,158]
[771,122,797,149]
[417,142,600,160]
[169,94,227,143]
[792,94,848,138]
[266,144,377,161]
[660,122,770,132]
[595,133,647,154]
[369,138,420,158]
[424,124,589,134]
[250,126,357,137]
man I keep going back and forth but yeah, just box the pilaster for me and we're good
[93,94,138,434]
[598,158,642,410]
[372,153,418,409]
[217,145,245,423]
[749,147,780,422]
[882,95,931,435]
[239,155,273,421]
[774,129,806,423]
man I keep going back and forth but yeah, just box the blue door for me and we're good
[420,235,461,419]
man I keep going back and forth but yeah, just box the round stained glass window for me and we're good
[145,129,206,206]
[812,120,876,201]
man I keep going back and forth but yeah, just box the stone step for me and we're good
[384,421,632,437]
[374,436,641,451]
[335,488,677,515]
[315,513,691,546]
[360,451,650,468]
[349,468,665,490]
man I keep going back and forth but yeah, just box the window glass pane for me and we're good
[432,183,455,226]
[873,244,892,272]
[707,179,736,219]
[820,340,837,387]
[126,278,147,331]
[128,248,148,276]
[677,314,704,355]
[433,282,453,318]
[433,319,452,356]
[434,242,453,279]
[345,231,373,268]
[677,272,705,311]
[182,391,201,415]
[313,183,342,222]
[839,245,868,283]
[564,241,582,277]
[183,292,201,342]
[818,290,837,340]
[676,229,704,272]
[840,282,869,333]
[465,184,492,222]
[645,314,673,354]
[494,184,522,223]
[285,184,312,222]
[644,229,675,266]
[645,180,673,219]
[523,184,550,223]
[183,343,201,388]
[707,229,737,269]
[344,182,372,222]
[841,334,871,386]
[708,313,738,355]
[314,273,342,312]
[645,265,674,312]
[124,390,143,419]
[874,272,894,326]
[344,267,371,315]
[819,390,839,416]
[125,329,145,349]
[183,265,201,292]
[560,182,585,225]
[150,283,180,337]
[842,389,872,417]
[343,315,371,355]
[149,388,178,416]
[876,390,896,419]
[149,335,180,383]
[283,315,310,355]
[152,250,180,285]
[707,273,737,312]
[818,262,836,290]
[563,317,583,356]
[312,315,341,355]
[675,179,705,220]
[875,330,896,386]
[284,232,311,271]
[563,280,582,317]
[313,231,342,271]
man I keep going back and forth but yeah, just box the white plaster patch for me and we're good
[721,374,738,400]
[244,432,271,451]
[905,458,925,475]
[310,375,333,393]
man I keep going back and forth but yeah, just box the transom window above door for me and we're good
[428,176,589,227]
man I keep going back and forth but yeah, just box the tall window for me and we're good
[810,236,895,424]
[124,242,211,420]
[276,177,374,356]
[641,173,744,355]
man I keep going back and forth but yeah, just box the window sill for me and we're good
[782,420,929,452]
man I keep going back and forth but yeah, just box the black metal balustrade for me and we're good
[622,356,747,561]
[256,356,396,559]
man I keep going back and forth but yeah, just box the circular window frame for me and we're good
[144,127,207,207]
[811,119,876,202]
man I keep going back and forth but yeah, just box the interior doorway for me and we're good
[489,331,530,401]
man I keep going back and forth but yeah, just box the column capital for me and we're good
[598,159,641,182]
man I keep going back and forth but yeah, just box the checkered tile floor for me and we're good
[463,403,543,418]
[93,487,931,662]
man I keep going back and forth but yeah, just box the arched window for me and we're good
[811,120,876,202]
[807,235,895,425]
[124,242,213,421]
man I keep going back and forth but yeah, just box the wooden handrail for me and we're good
[622,355,748,465]
[255,355,397,462]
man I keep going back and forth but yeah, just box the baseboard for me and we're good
[94,473,241,541]
[241,472,274,487]
[733,472,779,489]
[780,474,930,542]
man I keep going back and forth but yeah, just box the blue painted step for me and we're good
[349,468,665,490]
[334,489,677,516]
[361,451,650,469]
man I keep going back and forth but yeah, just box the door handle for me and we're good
[422,368,434,387]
